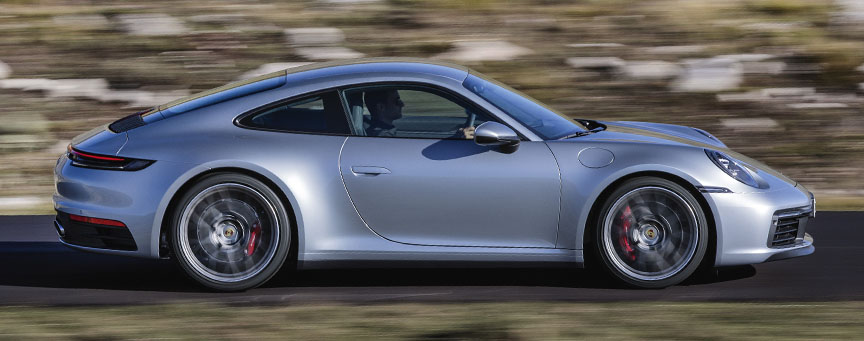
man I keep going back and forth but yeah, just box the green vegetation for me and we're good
[0,302,862,340]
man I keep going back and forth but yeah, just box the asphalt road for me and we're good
[1,213,861,306]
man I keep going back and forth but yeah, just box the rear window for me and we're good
[237,91,350,134]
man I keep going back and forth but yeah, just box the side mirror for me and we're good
[474,122,520,151]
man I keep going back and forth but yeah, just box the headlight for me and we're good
[705,149,761,188]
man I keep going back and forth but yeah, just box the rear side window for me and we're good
[237,91,350,134]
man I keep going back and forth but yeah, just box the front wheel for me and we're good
[171,173,291,291]
[594,177,709,288]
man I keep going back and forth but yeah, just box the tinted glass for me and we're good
[239,91,350,134]
[342,85,494,139]
[462,74,585,140]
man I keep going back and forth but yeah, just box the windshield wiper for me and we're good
[558,131,593,140]
[574,119,607,132]
[558,119,607,140]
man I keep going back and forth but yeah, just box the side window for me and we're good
[238,91,350,134]
[342,85,494,139]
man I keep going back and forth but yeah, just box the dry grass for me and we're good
[1,301,863,340]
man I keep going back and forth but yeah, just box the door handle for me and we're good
[351,166,391,175]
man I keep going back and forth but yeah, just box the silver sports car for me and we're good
[53,58,815,291]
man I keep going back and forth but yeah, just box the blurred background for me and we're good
[0,0,862,213]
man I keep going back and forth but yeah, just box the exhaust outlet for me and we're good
[53,220,65,237]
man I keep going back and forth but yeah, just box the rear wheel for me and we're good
[171,173,290,291]
[594,177,708,288]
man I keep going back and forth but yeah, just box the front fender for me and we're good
[546,141,722,252]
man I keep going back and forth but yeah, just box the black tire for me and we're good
[170,173,291,291]
[592,177,709,288]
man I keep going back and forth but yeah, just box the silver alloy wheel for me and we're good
[602,186,699,281]
[178,183,280,283]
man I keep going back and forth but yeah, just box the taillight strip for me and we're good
[69,214,127,227]
[68,145,126,161]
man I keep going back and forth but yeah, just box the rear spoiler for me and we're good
[108,72,287,133]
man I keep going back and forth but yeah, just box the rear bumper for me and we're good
[53,153,196,258]
[708,183,815,266]
[54,212,137,251]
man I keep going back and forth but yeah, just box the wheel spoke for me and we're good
[603,186,699,281]
[178,182,281,283]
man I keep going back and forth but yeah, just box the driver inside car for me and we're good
[363,89,475,139]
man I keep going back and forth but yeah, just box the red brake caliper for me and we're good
[619,205,636,261]
[246,222,262,255]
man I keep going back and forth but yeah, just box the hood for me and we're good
[582,120,796,186]
[600,121,726,148]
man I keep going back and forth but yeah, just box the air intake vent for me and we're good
[770,208,810,248]
[108,111,147,133]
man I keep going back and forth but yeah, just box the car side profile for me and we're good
[53,58,815,291]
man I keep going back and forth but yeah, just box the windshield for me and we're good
[462,73,585,140]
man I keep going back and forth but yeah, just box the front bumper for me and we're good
[708,183,815,266]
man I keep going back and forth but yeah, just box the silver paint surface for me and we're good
[53,60,813,268]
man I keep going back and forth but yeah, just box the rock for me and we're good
[741,61,786,74]
[47,140,70,154]
[435,41,533,62]
[716,54,775,62]
[0,197,47,209]
[721,118,779,131]
[0,78,109,98]
[117,14,189,36]
[0,78,187,108]
[742,22,808,31]
[1,110,50,134]
[503,17,556,26]
[716,91,768,102]
[231,24,284,33]
[860,83,864,91]
[317,0,380,3]
[284,27,365,60]
[188,14,247,23]
[593,15,645,24]
[671,57,742,92]
[787,103,849,109]
[565,57,625,70]
[97,89,189,108]
[718,87,864,107]
[52,14,110,29]
[294,47,365,60]
[284,27,346,46]
[782,63,822,74]
[567,43,625,48]
[0,78,52,91]
[52,14,109,28]
[46,79,111,99]
[857,64,864,72]
[238,62,312,80]
[0,59,10,79]
[761,87,815,97]
[621,61,681,80]
[804,93,864,103]
[835,0,864,23]
[640,45,706,54]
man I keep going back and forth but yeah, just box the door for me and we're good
[338,84,561,247]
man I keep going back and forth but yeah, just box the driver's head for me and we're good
[364,89,403,124]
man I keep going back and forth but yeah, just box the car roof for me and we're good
[156,58,471,115]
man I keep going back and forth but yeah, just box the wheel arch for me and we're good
[580,170,717,271]
[155,164,301,265]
